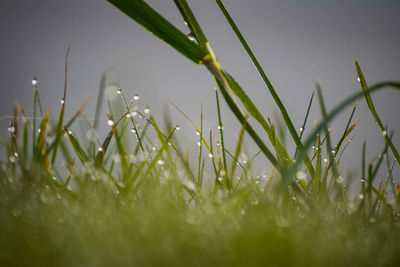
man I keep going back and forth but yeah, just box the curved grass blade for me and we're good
[108,0,208,64]
[355,59,400,163]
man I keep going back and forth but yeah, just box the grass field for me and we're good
[1,0,400,266]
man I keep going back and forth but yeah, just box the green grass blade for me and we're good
[51,46,70,165]
[334,100,358,157]
[64,127,90,164]
[215,90,228,183]
[173,0,208,49]
[215,0,314,176]
[230,116,247,187]
[214,75,281,173]
[221,70,291,163]
[108,0,208,64]
[294,91,314,158]
[355,59,400,163]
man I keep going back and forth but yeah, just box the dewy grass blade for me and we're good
[107,0,208,64]
[294,91,314,158]
[173,0,208,49]
[215,90,228,182]
[51,46,70,165]
[334,100,358,158]
[355,59,400,163]
[215,0,314,176]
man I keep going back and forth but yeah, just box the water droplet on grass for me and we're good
[157,160,165,166]
[32,78,38,86]
[133,94,140,101]
[208,153,213,158]
[60,99,65,105]
[107,120,115,126]
[144,107,151,114]
[131,128,136,134]
[98,147,104,152]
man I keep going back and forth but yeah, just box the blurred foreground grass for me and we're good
[1,0,400,266]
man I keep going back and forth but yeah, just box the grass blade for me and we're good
[215,0,314,176]
[355,59,400,163]
[107,0,208,64]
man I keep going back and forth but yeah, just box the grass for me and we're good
[1,0,400,266]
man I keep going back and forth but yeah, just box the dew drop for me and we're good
[382,130,387,136]
[197,141,201,147]
[32,78,38,86]
[218,125,224,130]
[60,99,65,105]
[130,111,138,117]
[133,94,140,101]
[357,77,361,82]
[187,33,196,41]
[117,88,122,94]
[218,177,223,182]
[144,107,151,114]
[98,147,104,152]
[126,113,131,118]
[337,176,344,184]
[176,126,180,130]
[296,171,306,180]
[107,120,115,127]
[196,131,200,136]
[208,153,213,158]
[130,128,136,134]
[324,158,328,163]
[8,126,15,133]
[299,127,303,132]
[157,160,165,166]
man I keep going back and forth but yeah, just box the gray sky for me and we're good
[1,0,399,176]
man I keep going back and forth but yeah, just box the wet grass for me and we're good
[1,0,400,266]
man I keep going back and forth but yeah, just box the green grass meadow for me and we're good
[1,0,400,266]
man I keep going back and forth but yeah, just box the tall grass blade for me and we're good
[215,0,314,176]
[355,59,400,163]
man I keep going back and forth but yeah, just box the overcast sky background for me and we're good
[1,0,399,177]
